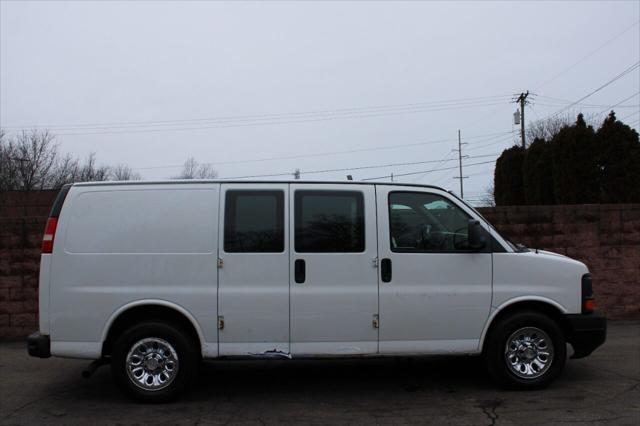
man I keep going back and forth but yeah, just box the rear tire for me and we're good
[111,321,199,402]
[484,311,566,390]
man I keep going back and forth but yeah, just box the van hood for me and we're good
[536,249,569,259]
[526,248,588,273]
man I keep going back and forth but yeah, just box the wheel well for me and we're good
[482,301,571,352]
[102,305,202,357]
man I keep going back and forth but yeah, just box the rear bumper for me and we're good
[27,332,51,358]
[565,312,607,359]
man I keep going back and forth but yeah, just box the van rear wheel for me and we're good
[111,321,198,402]
[484,311,566,389]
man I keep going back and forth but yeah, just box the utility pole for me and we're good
[453,130,468,198]
[457,130,463,198]
[293,168,300,180]
[516,91,529,148]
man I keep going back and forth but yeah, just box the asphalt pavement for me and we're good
[1,321,638,425]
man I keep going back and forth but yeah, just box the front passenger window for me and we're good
[389,192,472,252]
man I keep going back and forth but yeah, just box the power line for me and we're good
[459,21,640,135]
[361,159,497,182]
[534,95,639,109]
[620,110,640,121]
[219,153,499,180]
[597,91,640,114]
[409,150,456,183]
[543,61,640,120]
[135,130,514,170]
[3,95,512,132]
[534,19,640,91]
[465,133,517,153]
[47,101,510,136]
[429,168,457,186]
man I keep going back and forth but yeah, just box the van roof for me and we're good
[72,180,447,191]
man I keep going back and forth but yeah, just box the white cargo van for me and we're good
[28,181,606,402]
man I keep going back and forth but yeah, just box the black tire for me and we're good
[484,310,566,390]
[111,321,199,402]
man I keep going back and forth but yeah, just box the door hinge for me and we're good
[372,257,379,268]
[217,258,224,269]
[217,315,225,330]
[372,314,379,329]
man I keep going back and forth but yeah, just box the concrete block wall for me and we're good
[478,204,640,320]
[0,217,46,339]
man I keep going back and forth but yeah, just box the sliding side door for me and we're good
[289,184,379,355]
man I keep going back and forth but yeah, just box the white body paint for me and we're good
[39,181,587,360]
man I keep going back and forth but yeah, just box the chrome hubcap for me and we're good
[126,337,179,391]
[505,327,554,379]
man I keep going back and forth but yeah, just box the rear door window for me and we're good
[224,190,284,253]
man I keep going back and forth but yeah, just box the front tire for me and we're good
[111,321,199,402]
[484,311,566,390]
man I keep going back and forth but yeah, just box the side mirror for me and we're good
[467,219,486,250]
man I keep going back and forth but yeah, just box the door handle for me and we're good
[295,259,306,284]
[381,258,392,283]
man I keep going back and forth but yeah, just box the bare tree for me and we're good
[478,184,496,207]
[74,153,111,182]
[110,164,142,181]
[527,112,599,142]
[526,115,573,142]
[0,129,139,190]
[49,154,80,189]
[173,157,217,179]
[0,130,58,191]
[0,130,19,191]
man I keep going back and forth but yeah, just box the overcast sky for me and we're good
[1,0,639,201]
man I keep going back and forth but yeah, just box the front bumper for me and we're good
[27,332,51,358]
[565,312,607,359]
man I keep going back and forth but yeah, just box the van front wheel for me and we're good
[484,311,566,389]
[111,321,198,402]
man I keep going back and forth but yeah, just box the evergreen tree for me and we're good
[494,145,525,205]
[523,137,555,205]
[551,114,599,204]
[595,111,640,202]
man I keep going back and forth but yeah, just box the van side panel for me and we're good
[49,184,219,359]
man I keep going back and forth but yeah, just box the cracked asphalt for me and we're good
[1,321,638,425]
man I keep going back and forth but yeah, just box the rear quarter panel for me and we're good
[48,184,220,358]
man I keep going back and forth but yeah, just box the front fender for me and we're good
[478,296,568,351]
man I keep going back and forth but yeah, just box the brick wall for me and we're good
[0,190,638,340]
[478,204,640,320]
[0,217,46,339]
[0,190,56,339]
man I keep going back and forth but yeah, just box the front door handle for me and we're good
[381,258,392,283]
[295,259,306,284]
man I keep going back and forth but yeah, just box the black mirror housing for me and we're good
[468,219,486,250]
